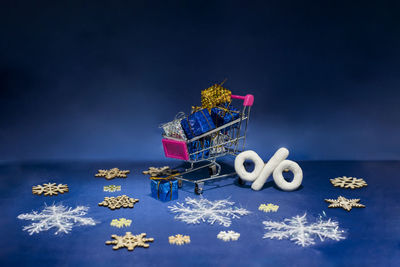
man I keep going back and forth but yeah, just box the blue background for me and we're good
[1,0,399,162]
[0,160,399,266]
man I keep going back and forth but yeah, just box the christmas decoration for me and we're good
[98,195,139,210]
[168,197,250,227]
[95,168,130,180]
[169,234,191,245]
[17,204,97,235]
[330,176,368,189]
[263,213,345,247]
[325,196,365,211]
[106,232,154,251]
[32,183,69,196]
[110,218,132,228]
[258,203,279,213]
[217,230,240,241]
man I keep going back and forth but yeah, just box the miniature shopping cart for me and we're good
[161,94,254,194]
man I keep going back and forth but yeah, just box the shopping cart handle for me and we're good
[231,94,254,107]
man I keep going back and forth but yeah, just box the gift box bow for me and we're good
[150,173,180,200]
[201,84,232,112]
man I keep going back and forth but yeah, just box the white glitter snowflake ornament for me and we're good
[217,230,240,241]
[17,204,97,235]
[168,197,250,227]
[262,213,345,247]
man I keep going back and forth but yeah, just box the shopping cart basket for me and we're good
[161,94,254,194]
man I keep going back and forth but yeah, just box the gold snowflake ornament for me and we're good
[98,195,139,210]
[106,232,154,251]
[95,168,130,180]
[330,176,367,189]
[258,203,279,213]
[325,196,365,211]
[110,218,132,228]
[32,183,69,196]
[169,234,191,245]
[103,185,121,192]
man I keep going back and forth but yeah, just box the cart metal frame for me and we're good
[162,94,254,194]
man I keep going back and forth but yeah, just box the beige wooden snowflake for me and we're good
[110,218,132,228]
[258,203,279,213]
[32,183,69,196]
[169,234,191,245]
[325,196,365,211]
[98,195,139,210]
[106,232,154,251]
[330,176,367,189]
[95,168,130,180]
[142,166,178,177]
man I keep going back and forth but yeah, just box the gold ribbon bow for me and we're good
[201,82,232,112]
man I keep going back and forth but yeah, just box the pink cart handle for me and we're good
[231,94,254,106]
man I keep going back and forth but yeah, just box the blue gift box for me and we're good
[188,137,211,160]
[181,109,215,140]
[211,103,240,128]
[151,179,178,202]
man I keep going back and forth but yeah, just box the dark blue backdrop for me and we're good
[1,0,399,161]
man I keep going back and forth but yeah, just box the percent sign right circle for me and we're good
[273,160,303,191]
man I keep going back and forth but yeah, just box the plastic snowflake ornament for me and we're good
[258,203,279,213]
[17,204,97,235]
[263,213,345,247]
[104,185,121,192]
[169,234,191,245]
[217,230,240,241]
[110,218,132,228]
[330,176,367,189]
[168,197,250,227]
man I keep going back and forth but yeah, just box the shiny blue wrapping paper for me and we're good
[188,137,211,160]
[150,179,178,202]
[211,102,240,128]
[181,109,215,140]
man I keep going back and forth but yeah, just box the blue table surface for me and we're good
[0,160,399,267]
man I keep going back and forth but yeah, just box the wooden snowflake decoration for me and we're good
[110,218,132,228]
[169,234,191,245]
[98,195,139,210]
[330,176,367,189]
[325,196,365,211]
[95,168,130,180]
[32,183,69,196]
[142,166,178,177]
[106,232,154,251]
[258,203,279,213]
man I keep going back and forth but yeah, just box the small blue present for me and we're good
[181,109,215,140]
[188,137,211,160]
[211,102,240,128]
[150,178,178,202]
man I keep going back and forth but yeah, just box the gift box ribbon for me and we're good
[150,173,180,200]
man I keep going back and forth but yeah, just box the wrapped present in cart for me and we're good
[160,85,254,194]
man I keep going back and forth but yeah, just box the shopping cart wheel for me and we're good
[195,183,203,195]
[178,179,183,188]
[209,165,217,176]
[237,177,246,185]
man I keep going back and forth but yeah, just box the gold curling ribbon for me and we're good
[201,82,231,112]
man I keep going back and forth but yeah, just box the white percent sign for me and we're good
[234,148,303,191]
